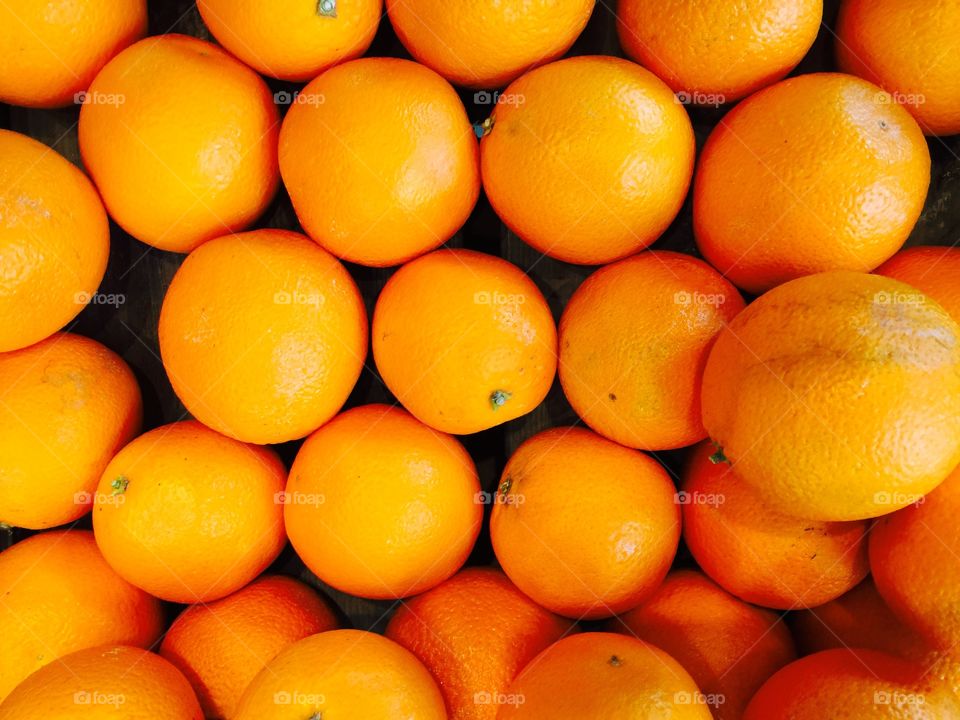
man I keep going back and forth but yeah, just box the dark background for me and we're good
[2,0,959,631]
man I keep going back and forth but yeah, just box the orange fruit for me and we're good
[480,55,696,265]
[0,333,141,529]
[235,629,446,719]
[617,0,822,103]
[559,251,745,451]
[0,0,146,108]
[285,404,482,599]
[0,645,202,719]
[197,0,381,82]
[743,648,960,719]
[490,427,680,619]
[0,530,163,701]
[92,420,287,603]
[871,464,960,651]
[789,577,928,660]
[79,34,279,253]
[0,130,109,352]
[499,632,712,719]
[160,576,340,719]
[837,0,960,136]
[609,570,796,720]
[159,229,367,444]
[694,73,930,294]
[681,441,870,609]
[372,249,556,434]
[279,57,479,267]
[876,246,960,322]
[385,567,574,719]
[702,271,960,521]
[386,0,594,88]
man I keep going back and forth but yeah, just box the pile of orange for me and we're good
[3,0,960,716]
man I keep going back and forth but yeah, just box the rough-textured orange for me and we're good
[559,251,744,451]
[159,229,367,444]
[198,0,381,82]
[837,0,960,136]
[609,570,796,720]
[499,633,712,719]
[871,464,960,651]
[387,0,594,88]
[0,130,109,352]
[285,404,482,599]
[385,568,574,720]
[702,271,960,521]
[480,55,695,265]
[372,249,556,434]
[682,441,870,609]
[79,34,279,253]
[743,649,960,719]
[279,57,479,267]
[92,421,287,603]
[160,576,340,720]
[876,246,960,323]
[0,0,146,108]
[618,0,821,103]
[0,530,164,701]
[490,427,680,619]
[0,333,141,529]
[694,73,930,293]
[235,630,446,719]
[0,646,202,719]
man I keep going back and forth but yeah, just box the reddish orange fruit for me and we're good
[160,576,340,719]
[386,568,574,719]
[559,251,744,451]
[0,530,164,701]
[93,421,287,603]
[285,404,482,598]
[875,245,960,322]
[490,427,680,619]
[610,570,796,720]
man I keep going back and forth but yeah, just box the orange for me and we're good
[386,0,594,88]
[481,56,695,265]
[0,645,202,719]
[559,251,745,451]
[198,0,381,82]
[702,271,960,521]
[876,246,960,322]
[681,441,870,609]
[618,0,821,103]
[385,567,574,719]
[372,249,556,434]
[609,570,796,720]
[285,404,482,598]
[279,57,479,267]
[0,530,163,701]
[0,130,109,352]
[789,577,928,660]
[490,427,680,619]
[837,0,960,136]
[743,649,960,719]
[871,464,960,651]
[694,73,930,294]
[160,576,340,719]
[0,0,146,108]
[235,629,446,719]
[159,229,367,444]
[499,632,712,719]
[0,333,141,529]
[92,420,287,603]
[79,34,279,253]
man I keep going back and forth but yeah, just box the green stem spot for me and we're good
[497,477,512,500]
[317,0,336,17]
[110,476,130,495]
[708,445,728,465]
[490,390,512,411]
[473,116,495,139]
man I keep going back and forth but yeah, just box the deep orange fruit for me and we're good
[875,245,960,322]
